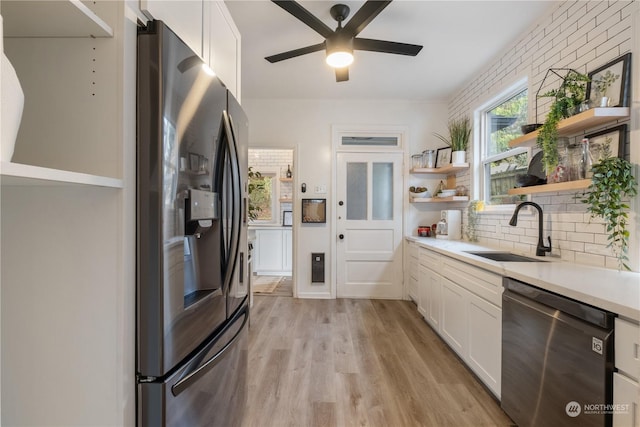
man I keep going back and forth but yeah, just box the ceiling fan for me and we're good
[265,0,423,82]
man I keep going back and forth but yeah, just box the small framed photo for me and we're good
[586,53,632,108]
[585,124,627,163]
[435,147,452,168]
[282,210,293,227]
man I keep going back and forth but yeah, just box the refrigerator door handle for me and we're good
[171,306,249,397]
[219,110,242,295]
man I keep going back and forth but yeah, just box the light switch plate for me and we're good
[315,184,327,194]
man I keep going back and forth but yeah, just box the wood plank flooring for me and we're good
[243,296,515,427]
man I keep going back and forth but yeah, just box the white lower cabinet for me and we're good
[440,277,468,357]
[614,317,640,427]
[410,243,502,398]
[614,373,640,427]
[467,293,502,396]
[253,228,292,275]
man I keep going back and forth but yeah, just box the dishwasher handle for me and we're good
[503,278,614,330]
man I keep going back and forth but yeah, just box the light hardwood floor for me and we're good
[243,296,515,427]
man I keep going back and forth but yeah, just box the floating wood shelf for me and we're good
[410,196,469,203]
[410,163,469,174]
[508,107,630,148]
[507,179,591,195]
[279,198,293,203]
[279,178,293,182]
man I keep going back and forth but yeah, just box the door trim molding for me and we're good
[330,125,408,299]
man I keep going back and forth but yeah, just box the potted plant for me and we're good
[434,116,472,164]
[536,70,590,178]
[592,69,619,107]
[578,154,638,270]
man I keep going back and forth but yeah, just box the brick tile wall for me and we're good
[449,0,637,269]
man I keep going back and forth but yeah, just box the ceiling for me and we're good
[225,0,555,101]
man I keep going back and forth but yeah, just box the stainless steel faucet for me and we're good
[509,201,552,256]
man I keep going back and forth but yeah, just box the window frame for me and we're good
[248,167,280,225]
[473,77,531,212]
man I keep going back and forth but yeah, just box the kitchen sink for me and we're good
[464,251,547,262]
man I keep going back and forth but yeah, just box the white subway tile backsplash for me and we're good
[447,3,635,269]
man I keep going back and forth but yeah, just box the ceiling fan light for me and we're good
[326,50,353,68]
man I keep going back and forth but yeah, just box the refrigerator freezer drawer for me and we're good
[138,304,248,427]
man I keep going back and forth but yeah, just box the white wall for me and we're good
[447,0,640,270]
[242,99,448,297]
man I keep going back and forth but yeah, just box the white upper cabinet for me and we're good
[139,0,241,100]
[139,0,203,57]
[204,1,241,100]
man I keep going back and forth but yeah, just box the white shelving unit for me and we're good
[1,2,135,425]
[2,0,113,38]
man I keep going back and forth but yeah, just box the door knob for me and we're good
[338,201,344,206]
[338,234,344,240]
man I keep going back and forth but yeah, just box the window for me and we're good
[477,84,530,206]
[248,168,279,223]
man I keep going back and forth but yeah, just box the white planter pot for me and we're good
[1,52,24,162]
[452,150,466,164]
[599,96,610,107]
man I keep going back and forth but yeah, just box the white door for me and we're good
[336,152,403,298]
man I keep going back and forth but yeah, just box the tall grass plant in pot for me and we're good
[434,116,471,164]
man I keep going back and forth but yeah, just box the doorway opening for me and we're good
[248,148,294,298]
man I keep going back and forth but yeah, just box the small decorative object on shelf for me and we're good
[579,138,593,179]
[286,164,292,178]
[434,116,472,165]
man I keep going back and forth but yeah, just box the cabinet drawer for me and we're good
[616,318,640,381]
[419,247,440,269]
[442,257,502,307]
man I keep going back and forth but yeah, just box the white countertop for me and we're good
[407,236,640,322]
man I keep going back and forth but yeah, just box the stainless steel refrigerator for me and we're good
[136,20,249,426]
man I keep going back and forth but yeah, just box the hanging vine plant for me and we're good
[578,156,638,270]
[536,70,590,176]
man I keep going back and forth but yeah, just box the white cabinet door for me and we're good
[613,373,640,427]
[254,229,283,274]
[440,277,468,358]
[282,228,292,274]
[417,265,429,318]
[140,0,203,58]
[467,293,501,398]
[426,271,442,332]
[205,1,240,99]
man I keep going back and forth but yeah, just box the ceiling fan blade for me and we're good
[342,0,392,37]
[353,38,423,56]
[335,67,349,82]
[265,42,326,63]
[272,0,334,38]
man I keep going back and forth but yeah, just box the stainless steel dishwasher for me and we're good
[501,278,614,427]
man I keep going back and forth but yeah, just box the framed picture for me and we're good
[585,124,627,163]
[301,199,326,223]
[435,147,452,168]
[282,210,293,227]
[586,53,632,108]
